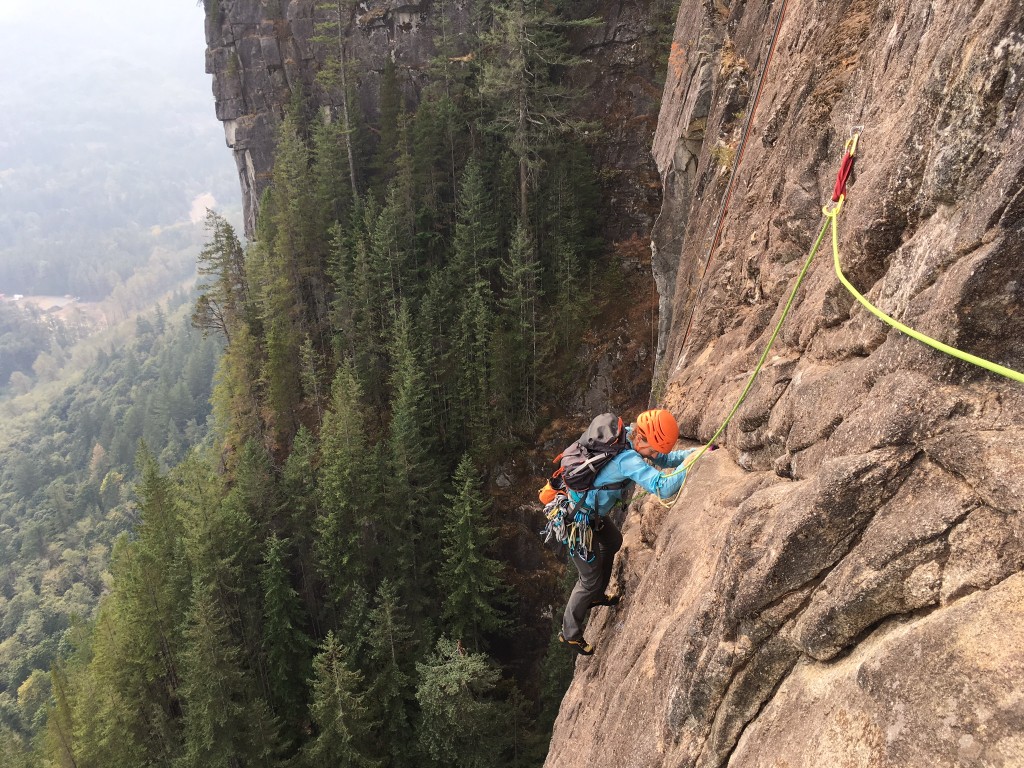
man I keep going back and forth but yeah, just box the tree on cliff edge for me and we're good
[314,0,362,201]
[478,0,595,221]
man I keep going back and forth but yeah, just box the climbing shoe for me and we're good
[558,632,595,656]
[589,594,621,608]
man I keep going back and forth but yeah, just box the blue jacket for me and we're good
[569,430,697,516]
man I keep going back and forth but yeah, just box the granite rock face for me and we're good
[203,0,672,238]
[546,1,1024,766]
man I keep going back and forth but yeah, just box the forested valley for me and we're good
[0,300,223,762]
[0,2,668,765]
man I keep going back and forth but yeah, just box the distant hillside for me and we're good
[0,220,220,404]
[0,0,240,300]
[0,301,221,746]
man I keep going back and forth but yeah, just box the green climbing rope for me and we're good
[647,130,1022,510]
[829,202,1024,384]
[649,208,835,508]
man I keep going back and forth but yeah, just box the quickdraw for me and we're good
[830,130,860,203]
[540,497,597,562]
[649,131,863,508]
[567,511,595,563]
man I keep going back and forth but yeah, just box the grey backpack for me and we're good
[552,413,630,493]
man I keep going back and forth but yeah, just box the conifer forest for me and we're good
[0,1,673,765]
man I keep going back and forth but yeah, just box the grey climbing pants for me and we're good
[562,517,623,642]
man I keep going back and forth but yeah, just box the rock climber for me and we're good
[556,408,699,655]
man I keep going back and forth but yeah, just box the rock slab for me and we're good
[546,1,1024,766]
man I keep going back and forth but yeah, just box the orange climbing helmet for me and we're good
[635,409,679,453]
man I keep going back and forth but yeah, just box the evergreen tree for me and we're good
[478,0,595,220]
[503,684,548,768]
[451,157,499,284]
[316,363,378,608]
[370,56,404,193]
[228,438,279,537]
[417,157,499,459]
[414,637,508,768]
[313,0,363,200]
[32,414,208,765]
[450,222,498,458]
[209,321,267,454]
[303,632,379,768]
[280,426,323,620]
[67,583,176,767]
[496,222,542,424]
[341,200,389,402]
[46,662,92,768]
[464,283,496,456]
[383,306,443,604]
[301,334,329,427]
[260,534,311,738]
[177,454,264,691]
[247,232,302,449]
[191,210,252,345]
[0,725,32,768]
[177,583,281,768]
[326,218,358,358]
[334,583,372,668]
[270,112,330,334]
[364,580,417,768]
[438,455,508,651]
[246,108,336,448]
[371,173,416,321]
[540,145,600,360]
[421,0,479,220]
[65,448,188,766]
[409,96,459,247]
[413,271,456,449]
[312,116,354,230]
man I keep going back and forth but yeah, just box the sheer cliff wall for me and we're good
[203,0,673,239]
[546,1,1024,767]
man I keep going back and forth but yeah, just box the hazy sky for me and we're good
[0,0,211,82]
[0,0,240,235]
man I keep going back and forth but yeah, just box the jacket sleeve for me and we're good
[651,447,698,469]
[616,451,688,499]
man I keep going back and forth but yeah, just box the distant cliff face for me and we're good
[547,1,1024,767]
[204,0,460,236]
[204,0,671,239]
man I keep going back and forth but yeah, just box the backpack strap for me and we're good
[570,479,633,516]
[593,480,631,492]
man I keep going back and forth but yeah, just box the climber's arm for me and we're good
[616,451,688,499]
